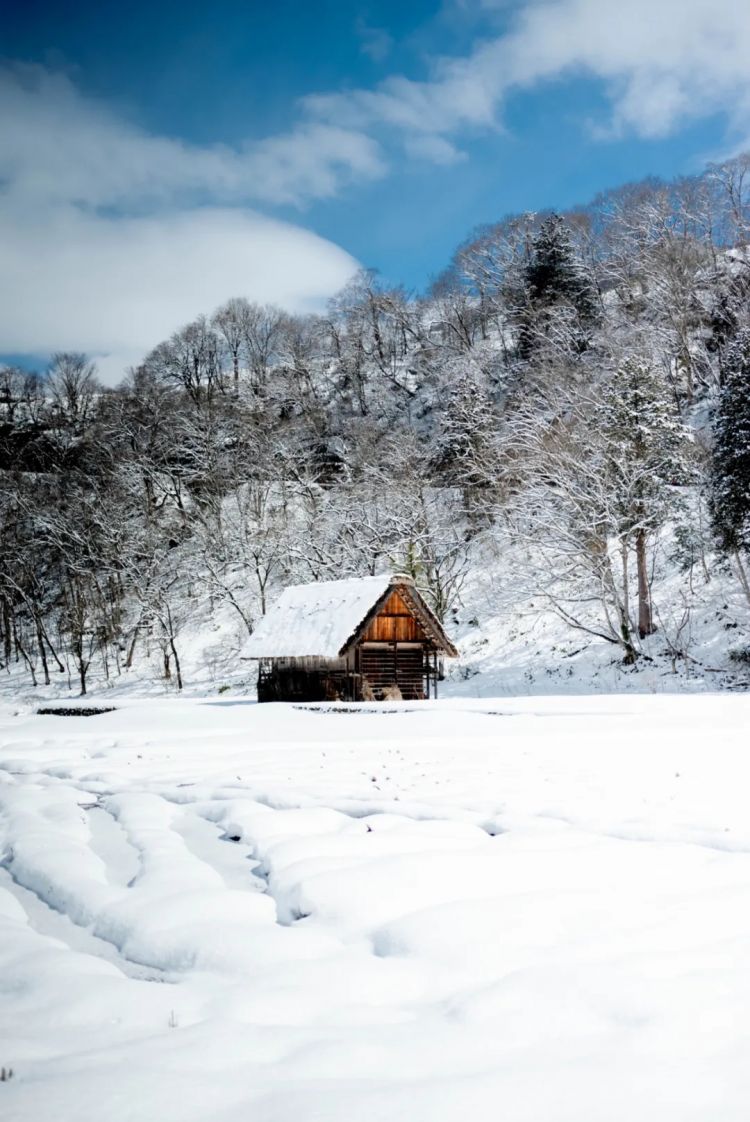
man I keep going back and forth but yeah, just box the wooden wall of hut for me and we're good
[361,590,427,644]
[257,663,356,703]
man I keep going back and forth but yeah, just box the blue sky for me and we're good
[2,0,750,381]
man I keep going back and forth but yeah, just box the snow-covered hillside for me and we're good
[2,694,750,1121]
[2,515,747,705]
[446,531,750,696]
[5,175,750,702]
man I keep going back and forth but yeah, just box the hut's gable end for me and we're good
[345,582,458,658]
[361,589,427,644]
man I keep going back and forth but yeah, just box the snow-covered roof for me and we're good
[244,575,393,659]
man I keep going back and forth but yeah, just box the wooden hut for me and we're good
[244,574,458,702]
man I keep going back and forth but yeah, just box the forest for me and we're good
[2,153,750,693]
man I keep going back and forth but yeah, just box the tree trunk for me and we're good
[14,623,37,686]
[125,623,140,669]
[1,599,11,669]
[733,549,750,607]
[169,636,183,691]
[35,619,50,685]
[636,527,655,638]
[77,648,88,695]
[163,604,183,690]
[620,539,630,627]
[40,622,65,672]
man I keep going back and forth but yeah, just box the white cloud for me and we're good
[304,0,750,151]
[0,65,372,385]
[503,0,750,138]
[0,65,385,209]
[403,134,466,165]
[0,202,359,385]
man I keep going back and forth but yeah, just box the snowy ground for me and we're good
[2,694,750,1121]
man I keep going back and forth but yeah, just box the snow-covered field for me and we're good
[2,694,750,1121]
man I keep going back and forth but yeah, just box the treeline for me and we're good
[2,154,750,691]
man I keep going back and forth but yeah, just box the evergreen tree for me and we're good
[511,214,599,358]
[710,329,750,559]
[525,215,599,319]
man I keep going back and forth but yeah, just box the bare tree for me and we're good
[212,297,251,389]
[47,353,99,431]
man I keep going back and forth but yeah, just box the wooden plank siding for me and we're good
[361,590,427,643]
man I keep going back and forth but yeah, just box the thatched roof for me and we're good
[243,574,457,659]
